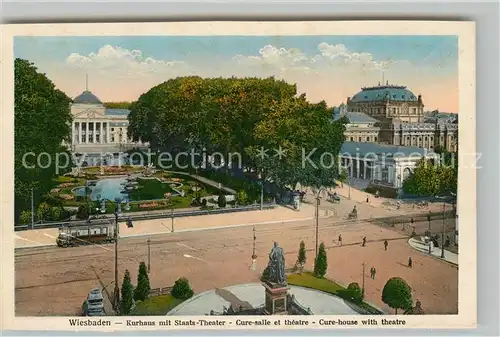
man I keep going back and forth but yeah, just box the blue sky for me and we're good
[14,35,459,111]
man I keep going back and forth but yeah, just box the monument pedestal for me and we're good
[262,282,289,315]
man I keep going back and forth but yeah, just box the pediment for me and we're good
[73,108,106,119]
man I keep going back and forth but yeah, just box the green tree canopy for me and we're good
[382,277,413,314]
[134,262,151,302]
[297,240,307,268]
[403,158,457,196]
[171,277,194,300]
[15,58,72,222]
[120,269,134,315]
[128,76,347,194]
[314,242,328,278]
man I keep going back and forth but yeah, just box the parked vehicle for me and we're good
[56,222,115,247]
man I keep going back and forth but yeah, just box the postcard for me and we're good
[1,21,476,331]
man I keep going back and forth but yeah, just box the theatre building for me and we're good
[339,141,438,189]
[68,88,147,154]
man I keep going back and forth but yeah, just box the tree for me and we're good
[120,270,134,315]
[236,190,248,205]
[338,168,349,187]
[382,277,413,314]
[15,59,72,223]
[346,282,363,303]
[104,101,132,109]
[20,210,32,225]
[171,277,194,300]
[296,241,307,271]
[314,242,328,278]
[134,262,151,302]
[403,159,457,196]
[50,206,62,221]
[36,202,51,222]
[76,204,90,220]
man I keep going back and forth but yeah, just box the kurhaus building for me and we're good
[334,82,458,152]
[69,87,147,154]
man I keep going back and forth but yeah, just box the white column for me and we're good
[107,122,111,143]
[349,159,353,178]
[92,122,97,143]
[363,160,367,180]
[356,160,360,179]
[79,122,82,143]
[85,121,90,143]
[100,122,104,144]
[72,122,76,145]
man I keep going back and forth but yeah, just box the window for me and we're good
[350,137,354,142]
[358,137,362,142]
[425,137,428,141]
[374,137,378,142]
[111,128,115,132]
[111,136,115,142]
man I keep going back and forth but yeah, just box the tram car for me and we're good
[56,222,116,247]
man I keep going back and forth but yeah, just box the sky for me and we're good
[14,35,458,112]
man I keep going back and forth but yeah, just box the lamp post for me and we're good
[251,226,257,271]
[259,172,264,211]
[30,186,35,229]
[112,197,123,311]
[147,237,151,273]
[361,262,366,298]
[314,187,325,260]
[441,202,446,259]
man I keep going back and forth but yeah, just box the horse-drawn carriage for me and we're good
[347,206,358,220]
[327,192,341,203]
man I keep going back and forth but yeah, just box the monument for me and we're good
[261,242,289,315]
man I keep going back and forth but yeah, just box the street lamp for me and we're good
[361,262,366,298]
[441,202,446,259]
[112,197,123,311]
[147,237,151,273]
[259,172,264,211]
[314,187,326,260]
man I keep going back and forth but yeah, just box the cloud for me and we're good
[49,42,457,111]
[65,44,189,76]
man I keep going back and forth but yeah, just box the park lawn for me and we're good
[131,295,183,315]
[287,272,382,314]
[128,178,175,201]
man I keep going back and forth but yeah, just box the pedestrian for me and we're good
[384,240,388,251]
[362,237,366,247]
[371,267,376,279]
[408,257,413,268]
[366,195,370,203]
[338,234,342,246]
[369,267,374,279]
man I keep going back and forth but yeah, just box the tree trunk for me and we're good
[395,308,398,314]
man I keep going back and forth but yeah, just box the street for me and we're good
[15,216,458,316]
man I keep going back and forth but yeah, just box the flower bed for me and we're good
[58,183,75,188]
[58,194,75,200]
[139,202,160,209]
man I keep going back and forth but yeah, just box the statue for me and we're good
[264,242,287,286]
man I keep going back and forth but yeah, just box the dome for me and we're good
[73,90,103,105]
[350,85,419,103]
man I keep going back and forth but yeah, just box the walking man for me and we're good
[372,267,376,279]
[384,240,388,251]
[338,234,343,246]
[408,257,413,268]
[362,237,366,247]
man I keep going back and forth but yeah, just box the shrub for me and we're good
[217,194,227,208]
[382,277,413,314]
[20,210,32,225]
[50,207,63,221]
[76,204,90,220]
[134,262,151,302]
[236,190,248,205]
[314,242,328,278]
[346,282,363,303]
[297,241,307,270]
[171,277,194,300]
[120,270,134,315]
[201,198,207,207]
[36,202,51,222]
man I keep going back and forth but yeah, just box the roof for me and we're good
[333,111,378,124]
[340,141,434,158]
[73,91,103,105]
[350,85,418,103]
[105,108,130,116]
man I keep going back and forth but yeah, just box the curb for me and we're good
[407,238,458,266]
[15,217,316,249]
